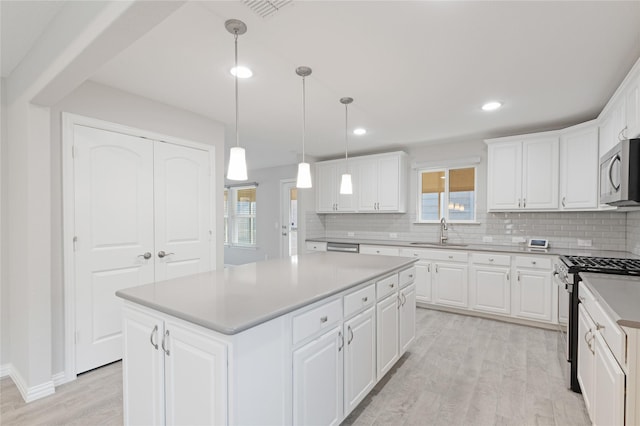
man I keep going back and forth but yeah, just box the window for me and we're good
[225,185,257,247]
[418,166,476,222]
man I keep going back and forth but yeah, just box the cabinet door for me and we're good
[626,75,640,139]
[344,308,376,416]
[376,293,399,378]
[513,269,552,322]
[377,156,401,211]
[293,326,344,426]
[122,307,165,426]
[433,262,469,308]
[487,142,522,210]
[522,137,559,209]
[559,125,599,209]
[399,283,416,354]
[357,160,378,212]
[415,262,432,303]
[470,266,510,315]
[164,320,228,426]
[577,304,596,420]
[316,162,337,212]
[593,333,625,426]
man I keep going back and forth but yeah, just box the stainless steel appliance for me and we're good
[559,255,640,392]
[326,242,359,253]
[600,138,640,206]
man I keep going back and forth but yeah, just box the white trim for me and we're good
[0,363,11,378]
[280,179,296,258]
[10,367,55,403]
[62,112,216,383]
[412,156,480,170]
[51,371,67,387]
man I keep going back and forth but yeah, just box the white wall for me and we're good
[224,164,299,265]
[49,80,225,375]
[1,77,9,369]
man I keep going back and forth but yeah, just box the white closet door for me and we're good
[74,125,155,374]
[154,142,211,281]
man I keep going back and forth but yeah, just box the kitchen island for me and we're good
[116,252,417,425]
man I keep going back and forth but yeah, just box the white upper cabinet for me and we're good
[559,122,599,210]
[315,161,356,213]
[316,152,407,213]
[625,73,640,139]
[486,134,559,211]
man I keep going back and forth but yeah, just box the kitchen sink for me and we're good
[409,242,468,247]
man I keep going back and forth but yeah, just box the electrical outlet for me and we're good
[347,232,355,237]
[482,236,493,243]
[577,239,592,247]
[389,233,398,239]
[512,236,526,243]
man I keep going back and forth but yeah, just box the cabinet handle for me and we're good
[428,264,431,273]
[162,330,170,356]
[531,261,537,265]
[518,199,521,208]
[401,293,407,306]
[562,197,566,208]
[596,322,605,331]
[389,283,395,288]
[506,272,510,281]
[618,126,627,141]
[347,325,354,345]
[157,251,175,258]
[435,265,439,273]
[138,252,152,260]
[397,295,402,309]
[488,258,494,262]
[517,272,521,282]
[408,274,414,278]
[362,296,368,303]
[338,331,344,352]
[150,325,159,350]
[523,198,526,208]
[320,316,328,323]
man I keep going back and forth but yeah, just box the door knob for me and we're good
[138,252,152,260]
[157,251,175,258]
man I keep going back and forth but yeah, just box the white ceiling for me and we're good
[5,1,640,170]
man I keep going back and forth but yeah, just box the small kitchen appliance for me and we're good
[600,138,640,206]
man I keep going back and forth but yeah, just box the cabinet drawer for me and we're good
[305,241,327,252]
[399,248,437,259]
[376,274,399,299]
[399,267,416,287]
[471,253,510,267]
[514,256,551,270]
[344,284,375,318]
[292,298,342,345]
[360,245,400,256]
[579,282,626,365]
[429,250,468,263]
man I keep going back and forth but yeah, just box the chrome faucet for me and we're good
[440,217,448,244]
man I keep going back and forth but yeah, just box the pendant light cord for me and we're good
[302,76,306,162]
[344,102,349,170]
[234,31,240,148]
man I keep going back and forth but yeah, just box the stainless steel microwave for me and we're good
[600,138,640,206]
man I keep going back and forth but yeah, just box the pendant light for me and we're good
[296,66,313,188]
[226,19,248,181]
[339,97,354,195]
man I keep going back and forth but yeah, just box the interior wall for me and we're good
[49,80,226,375]
[224,164,298,265]
[1,77,9,369]
[627,211,640,255]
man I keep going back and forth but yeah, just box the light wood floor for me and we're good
[0,309,589,426]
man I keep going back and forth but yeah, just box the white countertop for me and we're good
[116,252,416,335]
[308,237,638,258]
[580,273,640,329]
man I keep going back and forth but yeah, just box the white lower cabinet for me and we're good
[376,292,399,378]
[593,333,625,426]
[469,253,512,316]
[123,306,228,426]
[343,307,376,414]
[433,262,469,308]
[513,268,552,322]
[414,261,432,303]
[577,304,596,418]
[293,326,344,426]
[399,283,416,353]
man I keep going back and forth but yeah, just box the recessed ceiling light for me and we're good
[482,101,502,111]
[353,128,367,135]
[230,66,253,78]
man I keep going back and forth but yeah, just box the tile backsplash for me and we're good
[307,210,634,252]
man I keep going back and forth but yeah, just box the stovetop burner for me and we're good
[561,255,640,275]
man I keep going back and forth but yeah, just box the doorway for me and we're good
[280,180,298,257]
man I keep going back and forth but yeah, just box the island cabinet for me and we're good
[118,254,417,426]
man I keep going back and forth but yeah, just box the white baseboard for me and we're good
[0,363,11,378]
[10,367,55,403]
[52,371,66,387]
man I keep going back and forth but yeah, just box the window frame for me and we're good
[225,184,257,248]
[416,165,477,224]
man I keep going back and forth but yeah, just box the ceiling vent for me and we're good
[243,0,292,18]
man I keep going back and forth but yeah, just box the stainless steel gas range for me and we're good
[557,255,640,393]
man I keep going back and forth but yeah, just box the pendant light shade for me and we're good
[339,97,354,195]
[296,66,313,189]
[226,19,248,181]
[227,146,248,181]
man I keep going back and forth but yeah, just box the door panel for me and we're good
[74,125,155,374]
[154,142,211,281]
